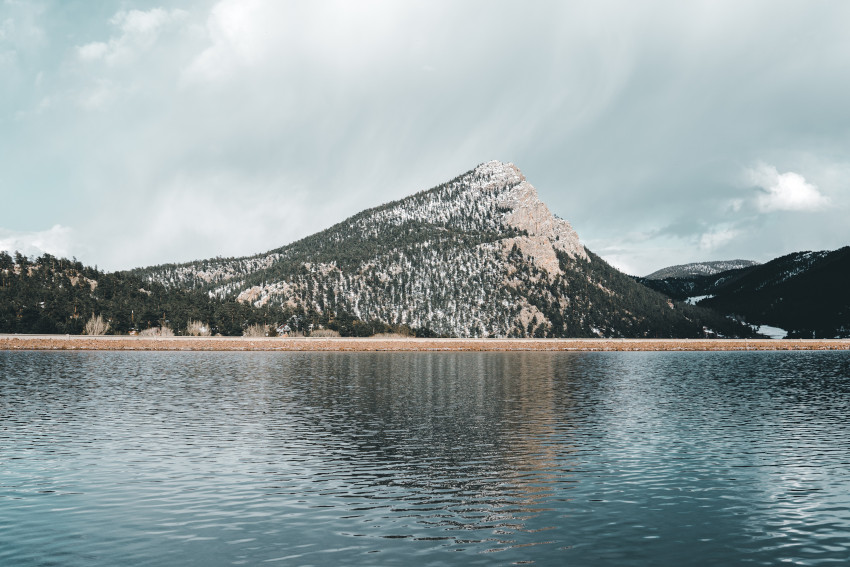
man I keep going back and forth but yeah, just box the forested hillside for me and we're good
[132,161,755,339]
[0,251,277,335]
[637,247,850,338]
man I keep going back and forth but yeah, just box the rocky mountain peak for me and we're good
[472,160,526,187]
[477,161,588,275]
[131,160,748,339]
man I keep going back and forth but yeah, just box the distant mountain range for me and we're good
[131,161,749,338]
[644,260,760,280]
[3,160,845,338]
[636,248,850,338]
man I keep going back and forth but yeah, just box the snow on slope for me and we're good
[645,260,760,280]
[133,161,743,338]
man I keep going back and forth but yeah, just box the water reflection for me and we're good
[255,353,577,547]
[1,351,849,566]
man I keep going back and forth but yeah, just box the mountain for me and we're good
[637,247,850,338]
[132,161,752,338]
[644,260,760,280]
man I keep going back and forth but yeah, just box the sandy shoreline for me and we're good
[1,334,849,352]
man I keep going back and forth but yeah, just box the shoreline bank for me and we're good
[1,335,849,352]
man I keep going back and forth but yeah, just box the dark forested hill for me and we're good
[637,247,850,338]
[0,251,277,335]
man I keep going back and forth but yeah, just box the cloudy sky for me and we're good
[1,0,848,275]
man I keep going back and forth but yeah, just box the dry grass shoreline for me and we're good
[1,334,849,352]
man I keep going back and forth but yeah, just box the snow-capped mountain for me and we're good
[133,161,749,338]
[644,260,760,280]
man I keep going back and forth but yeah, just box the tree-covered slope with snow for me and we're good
[698,248,850,338]
[638,247,850,338]
[133,161,753,338]
[644,260,760,280]
[0,252,273,336]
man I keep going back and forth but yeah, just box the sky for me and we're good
[1,0,849,276]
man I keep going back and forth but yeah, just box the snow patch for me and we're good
[757,325,787,339]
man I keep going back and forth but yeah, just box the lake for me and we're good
[1,351,849,565]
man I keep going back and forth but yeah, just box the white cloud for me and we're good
[0,6,45,46]
[184,0,435,83]
[78,78,121,109]
[76,8,187,65]
[183,0,266,81]
[746,163,829,213]
[77,41,108,61]
[86,170,330,269]
[0,225,75,258]
[0,3,45,69]
[592,221,746,275]
[699,225,739,251]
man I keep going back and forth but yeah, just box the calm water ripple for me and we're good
[1,351,849,565]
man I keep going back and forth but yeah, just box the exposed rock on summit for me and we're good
[496,165,586,256]
[494,165,587,276]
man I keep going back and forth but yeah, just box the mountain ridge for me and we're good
[133,161,586,288]
[645,260,760,280]
[131,161,751,339]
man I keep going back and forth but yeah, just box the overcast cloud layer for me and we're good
[1,0,848,275]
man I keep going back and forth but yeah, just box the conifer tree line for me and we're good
[0,251,428,336]
[0,246,754,338]
[0,251,285,335]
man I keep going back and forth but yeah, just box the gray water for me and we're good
[1,351,849,566]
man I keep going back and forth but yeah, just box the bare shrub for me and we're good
[84,314,109,335]
[186,320,211,336]
[310,329,341,338]
[140,326,174,337]
[243,324,268,337]
[371,332,408,339]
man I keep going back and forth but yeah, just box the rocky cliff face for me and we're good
[495,164,586,277]
[134,161,748,338]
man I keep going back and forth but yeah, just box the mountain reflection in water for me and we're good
[1,351,849,566]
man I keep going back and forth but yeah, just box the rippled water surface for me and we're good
[2,351,850,565]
